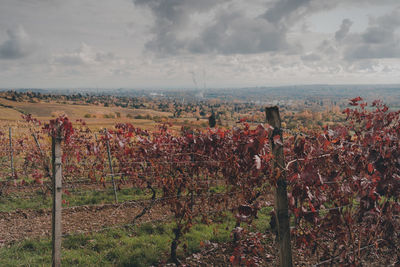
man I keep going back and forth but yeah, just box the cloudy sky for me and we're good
[1,0,400,89]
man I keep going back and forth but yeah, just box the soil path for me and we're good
[0,200,171,246]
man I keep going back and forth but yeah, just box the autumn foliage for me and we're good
[0,98,398,265]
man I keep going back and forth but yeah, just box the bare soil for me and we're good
[0,200,171,246]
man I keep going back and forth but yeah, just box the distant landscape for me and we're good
[1,0,400,266]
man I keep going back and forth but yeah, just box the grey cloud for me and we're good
[335,19,353,41]
[301,53,321,61]
[300,39,338,63]
[0,26,36,59]
[136,0,400,58]
[95,52,115,62]
[262,0,398,27]
[300,38,338,63]
[134,0,224,22]
[317,40,337,56]
[262,0,341,27]
[263,0,312,24]
[188,11,289,54]
[348,60,378,72]
[345,43,400,60]
[134,0,294,55]
[344,7,400,60]
[374,6,400,29]
[362,27,394,44]
[54,44,89,65]
[300,6,400,62]
[54,54,85,65]
[133,0,230,54]
[53,43,115,65]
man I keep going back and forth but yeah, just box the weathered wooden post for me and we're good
[9,127,14,179]
[266,106,293,267]
[105,129,118,203]
[52,127,62,267]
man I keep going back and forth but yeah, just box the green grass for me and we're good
[252,206,274,233]
[0,187,154,212]
[0,208,273,266]
[0,212,241,266]
[0,193,50,212]
[0,183,273,266]
[0,184,227,212]
[64,187,157,206]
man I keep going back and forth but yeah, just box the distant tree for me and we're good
[208,112,216,128]
[134,114,144,119]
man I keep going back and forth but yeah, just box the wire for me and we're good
[311,239,384,267]
[61,205,237,238]
[62,191,240,211]
[301,204,352,214]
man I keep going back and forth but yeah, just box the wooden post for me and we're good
[52,129,62,267]
[105,129,118,203]
[9,127,14,179]
[266,106,293,267]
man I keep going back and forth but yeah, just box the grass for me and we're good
[0,106,23,120]
[0,212,243,266]
[0,207,273,266]
[0,187,155,212]
[0,178,273,266]
[0,98,172,131]
[0,183,227,212]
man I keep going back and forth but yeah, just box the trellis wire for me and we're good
[311,239,384,267]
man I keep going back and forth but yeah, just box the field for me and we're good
[0,97,175,129]
[0,96,399,266]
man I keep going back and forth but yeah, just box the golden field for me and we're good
[0,98,207,132]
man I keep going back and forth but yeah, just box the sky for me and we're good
[0,0,400,89]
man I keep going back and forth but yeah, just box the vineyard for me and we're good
[0,98,399,266]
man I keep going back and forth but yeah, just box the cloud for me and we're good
[0,25,36,59]
[53,43,116,65]
[2,0,400,88]
[133,0,400,58]
[345,42,400,60]
[317,40,338,56]
[133,0,224,22]
[261,0,347,28]
[188,10,289,54]
[133,0,230,54]
[95,51,115,62]
[133,0,294,55]
[300,7,400,62]
[263,0,399,24]
[263,0,312,24]
[301,53,321,61]
[373,6,400,29]
[344,7,400,60]
[335,19,353,41]
[361,27,393,44]
[54,43,93,65]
